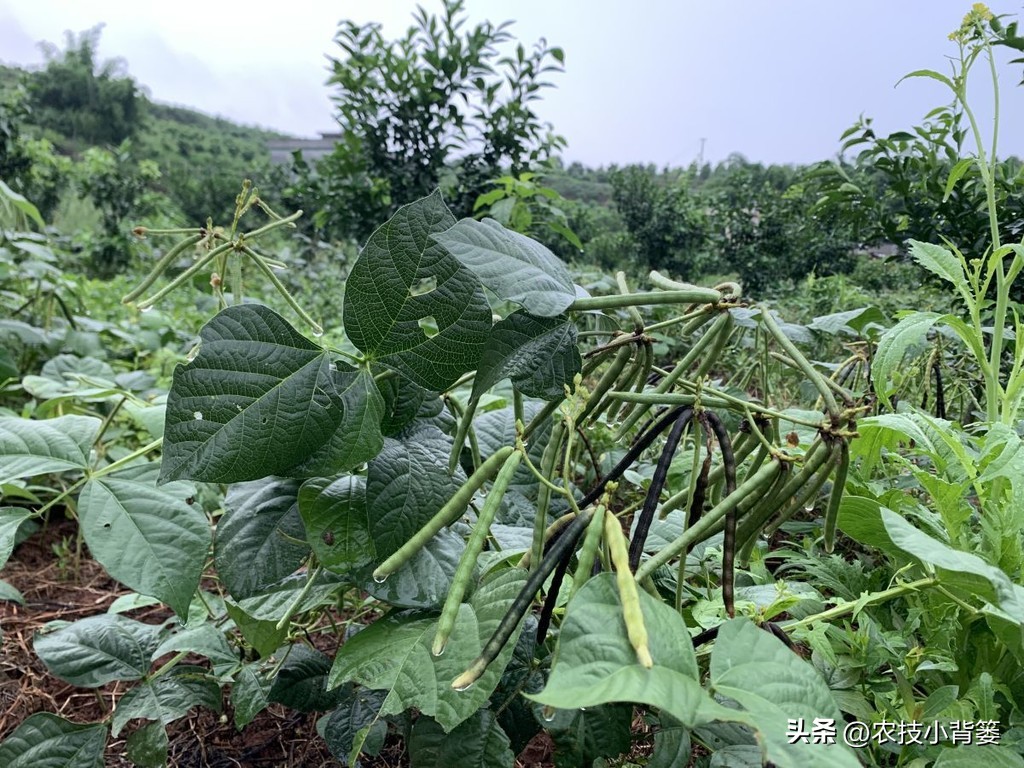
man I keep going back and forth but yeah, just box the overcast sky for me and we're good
[2,1,1024,167]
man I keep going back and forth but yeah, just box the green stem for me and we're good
[275,565,322,630]
[781,576,938,632]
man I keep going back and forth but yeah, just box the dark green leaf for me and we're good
[299,475,373,577]
[0,712,106,768]
[343,191,491,390]
[224,602,288,659]
[125,722,168,768]
[34,614,160,688]
[322,685,388,763]
[79,465,207,617]
[932,746,1024,768]
[230,570,346,622]
[329,567,528,732]
[269,645,342,712]
[409,710,514,768]
[0,415,101,485]
[232,663,272,728]
[160,304,380,483]
[111,666,222,736]
[216,478,309,600]
[433,217,576,317]
[471,312,580,401]
[0,507,34,569]
[545,704,633,768]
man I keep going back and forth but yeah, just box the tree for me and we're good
[308,0,566,242]
[28,25,145,148]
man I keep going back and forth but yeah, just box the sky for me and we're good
[2,1,1024,168]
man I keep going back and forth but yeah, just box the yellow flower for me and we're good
[950,3,994,41]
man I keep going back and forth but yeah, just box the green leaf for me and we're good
[79,465,207,618]
[0,347,18,381]
[224,602,288,659]
[932,746,1024,768]
[34,614,160,688]
[409,710,514,768]
[709,619,862,768]
[471,312,581,401]
[329,567,528,732]
[0,179,45,229]
[268,645,342,712]
[908,240,967,290]
[807,306,886,337]
[529,574,725,727]
[899,68,955,90]
[943,157,976,201]
[0,578,25,604]
[125,722,168,768]
[111,666,222,736]
[363,427,467,607]
[285,367,385,477]
[232,663,272,728]
[545,704,633,768]
[0,712,105,768]
[299,475,373,577]
[648,714,691,768]
[872,312,942,407]
[160,304,381,483]
[343,190,491,390]
[837,496,900,555]
[215,478,309,600]
[882,509,1024,619]
[0,415,101,485]
[0,506,33,569]
[230,569,345,624]
[432,217,576,317]
[321,685,387,763]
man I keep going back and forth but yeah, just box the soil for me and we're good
[0,518,609,767]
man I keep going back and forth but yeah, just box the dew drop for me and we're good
[452,680,474,692]
[236,404,243,411]
[328,362,337,372]
[372,573,388,584]
[433,646,445,657]
[541,706,556,723]
[139,305,154,314]
[193,411,203,420]
[311,328,324,338]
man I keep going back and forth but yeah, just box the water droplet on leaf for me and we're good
[193,411,203,420]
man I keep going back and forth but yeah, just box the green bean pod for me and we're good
[610,343,647,422]
[570,501,607,598]
[433,450,523,656]
[823,438,850,553]
[635,458,784,582]
[614,311,733,440]
[373,445,515,582]
[448,396,480,474]
[614,339,655,423]
[581,344,634,423]
[604,511,653,668]
[122,233,203,304]
[528,422,566,572]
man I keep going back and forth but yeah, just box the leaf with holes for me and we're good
[342,190,492,391]
[471,312,580,401]
[78,464,207,618]
[160,304,382,484]
[433,217,576,317]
